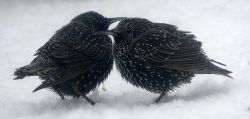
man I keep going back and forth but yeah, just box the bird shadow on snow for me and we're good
[13,98,88,117]
[160,78,232,103]
[12,91,154,117]
[17,78,232,116]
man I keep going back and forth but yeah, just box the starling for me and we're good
[14,11,125,105]
[102,18,232,103]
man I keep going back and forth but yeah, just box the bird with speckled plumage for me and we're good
[102,18,232,103]
[14,11,125,105]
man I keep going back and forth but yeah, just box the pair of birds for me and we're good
[14,11,232,105]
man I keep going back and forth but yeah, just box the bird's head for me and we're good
[71,11,126,31]
[99,18,153,43]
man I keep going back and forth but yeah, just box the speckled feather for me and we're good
[112,18,232,93]
[35,24,114,96]
[14,11,115,97]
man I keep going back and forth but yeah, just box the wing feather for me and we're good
[131,29,232,77]
[32,23,112,87]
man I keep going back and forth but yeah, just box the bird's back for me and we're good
[14,22,114,95]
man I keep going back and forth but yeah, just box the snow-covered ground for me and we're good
[1,0,250,119]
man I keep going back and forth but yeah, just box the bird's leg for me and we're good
[55,91,65,100]
[154,92,166,103]
[73,86,95,105]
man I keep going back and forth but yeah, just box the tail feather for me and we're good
[13,63,50,80]
[209,63,233,79]
[215,67,233,79]
[14,66,36,80]
[33,82,51,92]
[209,59,227,66]
[14,68,26,80]
[222,74,233,79]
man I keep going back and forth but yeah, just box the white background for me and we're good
[0,0,250,119]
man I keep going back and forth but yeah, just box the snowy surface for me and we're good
[1,0,250,119]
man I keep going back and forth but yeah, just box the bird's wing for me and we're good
[47,33,111,84]
[153,23,194,39]
[36,23,111,64]
[33,24,112,88]
[130,29,232,77]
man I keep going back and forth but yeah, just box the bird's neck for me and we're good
[113,36,132,46]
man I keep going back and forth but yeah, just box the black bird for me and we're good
[102,18,232,103]
[14,11,125,105]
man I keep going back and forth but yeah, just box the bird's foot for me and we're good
[154,92,166,104]
[73,86,96,105]
[55,91,65,100]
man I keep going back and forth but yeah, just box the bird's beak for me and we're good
[107,17,127,24]
[97,29,116,36]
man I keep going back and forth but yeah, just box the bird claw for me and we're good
[154,92,166,104]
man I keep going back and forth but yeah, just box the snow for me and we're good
[1,0,250,119]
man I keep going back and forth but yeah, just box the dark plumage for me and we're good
[103,18,232,103]
[14,11,125,105]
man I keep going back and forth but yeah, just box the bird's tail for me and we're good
[33,81,51,92]
[208,59,233,79]
[13,63,49,80]
[212,66,233,79]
